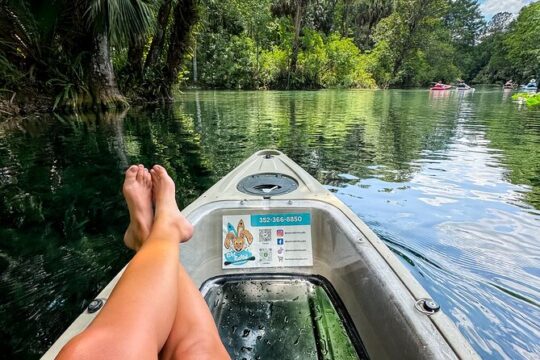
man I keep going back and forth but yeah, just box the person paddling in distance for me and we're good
[57,164,230,360]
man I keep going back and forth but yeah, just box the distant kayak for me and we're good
[521,84,538,91]
[456,83,473,90]
[521,79,537,91]
[431,84,452,90]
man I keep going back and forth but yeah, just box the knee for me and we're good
[171,337,229,360]
[58,328,151,360]
[57,331,100,360]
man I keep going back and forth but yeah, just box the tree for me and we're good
[370,0,451,86]
[271,0,311,88]
[83,0,155,108]
[162,0,199,99]
[339,0,394,50]
[472,12,513,83]
[445,0,484,47]
[504,2,540,81]
[485,11,513,35]
[444,0,484,80]
[144,0,174,71]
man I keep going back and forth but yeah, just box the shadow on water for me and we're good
[0,89,539,359]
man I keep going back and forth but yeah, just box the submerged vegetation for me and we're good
[0,0,539,112]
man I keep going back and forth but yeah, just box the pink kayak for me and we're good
[431,84,452,90]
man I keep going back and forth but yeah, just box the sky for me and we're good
[479,0,537,18]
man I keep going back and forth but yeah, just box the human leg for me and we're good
[159,262,230,360]
[57,165,192,360]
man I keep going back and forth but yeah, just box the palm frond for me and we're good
[85,0,157,45]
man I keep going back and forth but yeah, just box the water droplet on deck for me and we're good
[321,339,328,354]
[241,346,253,352]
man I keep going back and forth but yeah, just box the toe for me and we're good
[151,166,161,180]
[153,165,167,177]
[136,164,144,181]
[144,169,151,187]
[150,168,159,181]
[125,165,138,178]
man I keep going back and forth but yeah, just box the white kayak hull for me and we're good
[43,150,479,359]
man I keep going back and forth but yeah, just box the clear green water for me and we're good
[0,89,539,359]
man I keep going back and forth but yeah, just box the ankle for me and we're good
[153,213,194,243]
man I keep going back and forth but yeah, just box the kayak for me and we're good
[521,85,538,91]
[43,150,479,359]
[431,84,452,90]
[456,84,473,91]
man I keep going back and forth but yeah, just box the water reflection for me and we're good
[0,89,539,359]
[0,109,213,358]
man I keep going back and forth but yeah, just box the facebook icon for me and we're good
[277,238,284,245]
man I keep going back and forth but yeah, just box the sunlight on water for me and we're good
[0,88,539,358]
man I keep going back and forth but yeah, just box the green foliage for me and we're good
[259,47,289,88]
[194,1,376,90]
[471,13,514,83]
[0,54,24,90]
[368,1,458,87]
[504,2,540,81]
[321,34,376,88]
[1,0,539,108]
[197,34,257,89]
[86,0,156,44]
[512,93,540,108]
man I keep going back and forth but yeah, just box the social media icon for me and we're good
[277,238,284,245]
[277,229,284,237]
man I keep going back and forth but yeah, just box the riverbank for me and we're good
[3,86,540,120]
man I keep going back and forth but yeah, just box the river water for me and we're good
[0,89,539,359]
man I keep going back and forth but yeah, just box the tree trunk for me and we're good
[192,38,198,84]
[162,0,198,99]
[144,0,174,71]
[127,34,145,82]
[287,0,305,89]
[89,32,128,109]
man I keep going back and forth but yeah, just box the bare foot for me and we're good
[151,165,193,242]
[123,165,153,250]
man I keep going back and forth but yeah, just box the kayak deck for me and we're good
[202,274,367,359]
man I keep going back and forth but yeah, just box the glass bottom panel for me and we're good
[201,274,368,360]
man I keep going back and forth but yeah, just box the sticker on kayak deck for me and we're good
[222,213,313,269]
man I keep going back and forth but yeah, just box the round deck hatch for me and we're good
[237,173,298,197]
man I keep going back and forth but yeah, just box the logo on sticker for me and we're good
[277,229,284,236]
[259,248,272,263]
[277,238,284,245]
[224,219,255,266]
